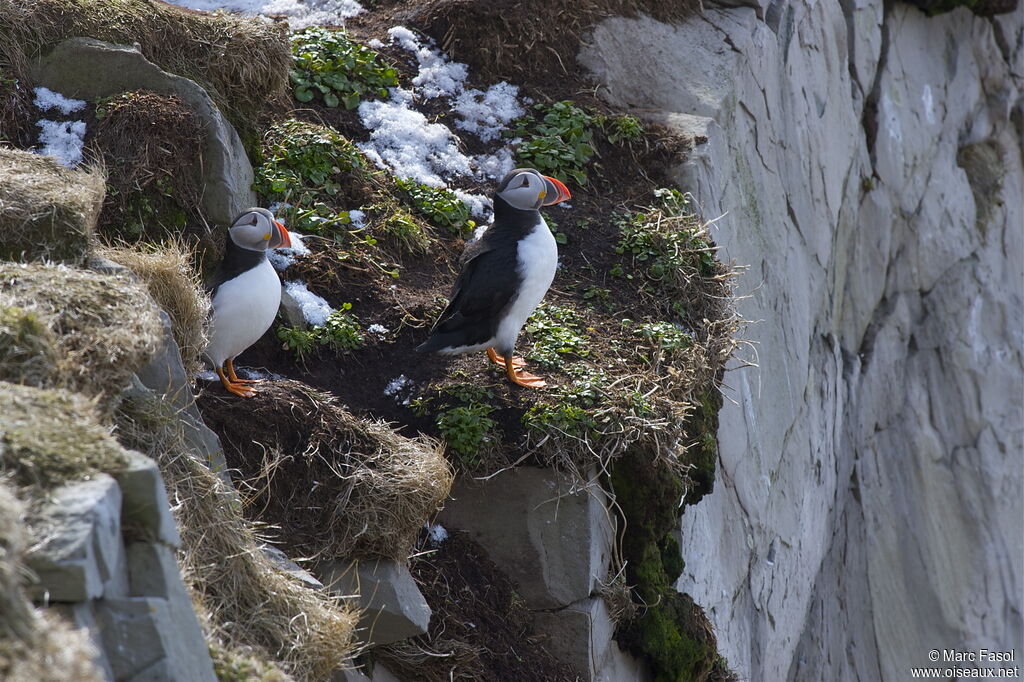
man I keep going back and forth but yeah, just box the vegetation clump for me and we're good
[289,27,398,109]
[395,177,474,235]
[522,303,591,369]
[87,91,204,242]
[0,263,163,410]
[278,303,364,362]
[0,148,103,265]
[96,240,211,376]
[412,383,499,468]
[512,101,596,186]
[254,119,374,233]
[0,382,129,489]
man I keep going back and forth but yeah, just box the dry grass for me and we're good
[0,481,105,682]
[115,387,361,682]
[97,240,211,377]
[0,263,163,412]
[87,91,206,241]
[198,379,454,562]
[0,0,289,130]
[0,382,129,489]
[0,148,104,265]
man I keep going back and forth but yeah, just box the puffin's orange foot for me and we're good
[218,367,257,398]
[487,347,526,369]
[504,356,546,389]
[226,359,262,384]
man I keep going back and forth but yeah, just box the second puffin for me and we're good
[417,168,571,388]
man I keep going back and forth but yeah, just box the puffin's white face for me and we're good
[229,208,291,251]
[496,169,572,210]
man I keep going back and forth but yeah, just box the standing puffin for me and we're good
[417,168,571,388]
[205,207,291,397]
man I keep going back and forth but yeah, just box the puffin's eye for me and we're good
[518,176,530,188]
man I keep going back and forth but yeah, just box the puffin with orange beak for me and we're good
[204,207,291,397]
[417,168,572,388]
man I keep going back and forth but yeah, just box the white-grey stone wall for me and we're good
[580,3,1023,680]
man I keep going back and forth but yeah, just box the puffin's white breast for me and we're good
[495,217,558,351]
[205,257,281,367]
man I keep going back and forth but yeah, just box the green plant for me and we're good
[544,214,568,245]
[380,209,432,253]
[633,321,693,353]
[290,27,398,109]
[512,101,596,186]
[601,113,644,144]
[395,178,474,235]
[582,285,612,309]
[523,400,596,437]
[523,304,590,369]
[436,403,496,464]
[277,303,364,361]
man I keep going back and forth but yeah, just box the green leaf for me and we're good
[294,86,314,103]
[323,91,340,108]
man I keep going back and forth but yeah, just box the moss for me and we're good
[682,390,722,504]
[0,382,129,489]
[611,450,723,682]
[0,148,104,265]
[0,263,163,411]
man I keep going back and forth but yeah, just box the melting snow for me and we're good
[35,120,87,168]
[163,0,363,27]
[367,323,388,337]
[32,88,87,168]
[348,209,366,230]
[196,369,218,381]
[453,83,524,143]
[268,231,310,271]
[426,523,448,546]
[383,374,414,405]
[283,280,334,326]
[388,26,467,99]
[34,87,85,115]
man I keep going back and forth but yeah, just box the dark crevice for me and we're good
[862,0,894,172]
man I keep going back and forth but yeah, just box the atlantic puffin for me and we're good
[205,207,291,397]
[417,168,571,388]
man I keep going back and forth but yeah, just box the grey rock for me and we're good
[25,475,128,602]
[136,310,203,423]
[279,284,308,328]
[32,37,256,225]
[124,542,216,681]
[318,559,431,647]
[581,3,1023,681]
[533,597,615,681]
[438,468,614,609]
[113,451,180,547]
[97,595,216,682]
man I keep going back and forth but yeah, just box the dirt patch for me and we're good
[351,0,700,99]
[195,379,452,562]
[87,91,206,242]
[375,530,580,682]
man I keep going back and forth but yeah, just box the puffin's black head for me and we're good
[494,168,571,211]
[228,207,291,251]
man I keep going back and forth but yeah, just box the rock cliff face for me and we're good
[580,3,1023,680]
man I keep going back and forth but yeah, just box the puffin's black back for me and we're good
[416,196,540,353]
[207,235,266,297]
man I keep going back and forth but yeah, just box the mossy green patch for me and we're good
[682,390,722,504]
[0,382,129,489]
[611,450,722,682]
[289,27,398,109]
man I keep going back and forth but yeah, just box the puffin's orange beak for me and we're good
[542,176,572,205]
[271,220,291,249]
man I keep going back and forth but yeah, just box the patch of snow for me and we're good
[283,280,335,326]
[383,374,414,405]
[358,96,473,187]
[348,209,366,229]
[474,146,517,181]
[33,87,85,115]
[453,83,524,143]
[35,120,86,168]
[556,202,573,210]
[236,367,282,380]
[453,190,490,218]
[268,231,310,271]
[426,523,448,546]
[388,26,467,99]
[163,0,363,27]
[367,38,384,49]
[196,369,218,381]
[367,323,388,337]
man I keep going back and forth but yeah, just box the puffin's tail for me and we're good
[415,335,446,354]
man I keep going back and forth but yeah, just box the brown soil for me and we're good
[374,530,580,682]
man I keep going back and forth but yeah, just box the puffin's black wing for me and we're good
[417,243,520,353]
[207,238,265,297]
